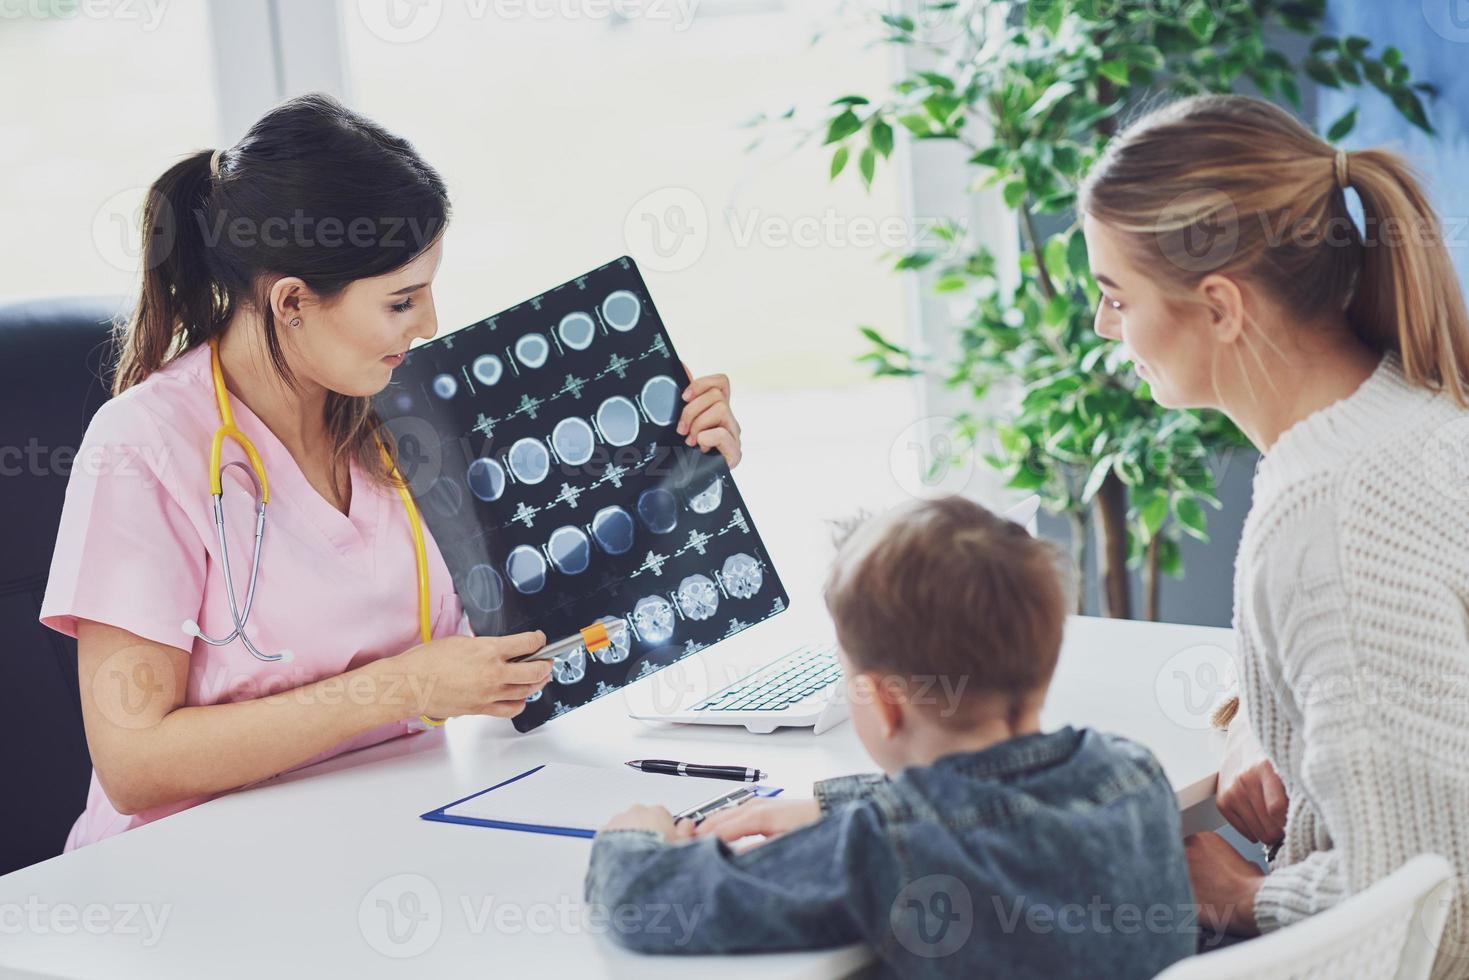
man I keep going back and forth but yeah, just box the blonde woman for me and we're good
[1079,94,1469,972]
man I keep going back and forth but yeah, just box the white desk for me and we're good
[0,611,1231,979]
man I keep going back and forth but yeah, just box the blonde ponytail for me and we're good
[1342,149,1469,405]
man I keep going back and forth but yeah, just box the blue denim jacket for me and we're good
[584,727,1196,978]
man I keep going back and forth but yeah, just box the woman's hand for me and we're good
[1217,709,1289,845]
[679,366,742,468]
[1185,831,1265,936]
[692,798,821,848]
[396,631,551,720]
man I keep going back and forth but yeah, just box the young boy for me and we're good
[584,496,1196,977]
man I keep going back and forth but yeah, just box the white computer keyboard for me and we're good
[628,642,848,734]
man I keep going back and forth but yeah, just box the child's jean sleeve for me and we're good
[814,773,888,812]
[583,806,885,955]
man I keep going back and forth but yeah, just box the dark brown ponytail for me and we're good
[114,149,223,394]
[111,93,451,483]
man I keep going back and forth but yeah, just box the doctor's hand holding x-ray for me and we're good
[40,95,742,849]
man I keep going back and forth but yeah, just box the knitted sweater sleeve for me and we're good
[1248,502,1462,936]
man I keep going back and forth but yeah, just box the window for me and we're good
[0,2,220,299]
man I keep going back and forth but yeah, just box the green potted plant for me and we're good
[790,0,1436,618]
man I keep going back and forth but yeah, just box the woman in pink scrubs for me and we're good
[38,94,743,850]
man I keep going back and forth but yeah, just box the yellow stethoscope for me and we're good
[180,337,443,726]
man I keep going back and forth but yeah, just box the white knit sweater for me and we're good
[1233,350,1469,977]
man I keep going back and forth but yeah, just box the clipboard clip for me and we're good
[677,785,759,826]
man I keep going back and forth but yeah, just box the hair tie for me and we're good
[209,148,223,181]
[1334,149,1351,190]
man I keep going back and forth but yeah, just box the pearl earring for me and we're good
[289,317,302,328]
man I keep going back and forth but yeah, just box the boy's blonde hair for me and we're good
[822,496,1070,724]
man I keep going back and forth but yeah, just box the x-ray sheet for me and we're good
[372,256,789,731]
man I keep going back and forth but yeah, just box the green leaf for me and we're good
[1185,0,1215,42]
[1392,88,1434,134]
[1098,60,1130,87]
[1002,179,1028,209]
[870,119,894,158]
[1066,229,1089,279]
[1303,56,1340,89]
[859,146,877,186]
[1139,491,1169,538]
[1043,293,1071,326]
[1081,455,1114,505]
[970,145,1007,168]
[825,109,862,145]
[830,95,870,107]
[829,145,849,180]
[898,113,934,137]
[894,251,936,270]
[1278,76,1301,108]
[859,325,907,355]
[1007,465,1048,491]
[1174,495,1209,542]
[1326,107,1357,142]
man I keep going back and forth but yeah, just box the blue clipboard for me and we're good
[420,764,784,839]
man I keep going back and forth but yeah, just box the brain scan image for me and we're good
[372,257,788,733]
[472,354,503,386]
[632,595,676,645]
[466,457,506,502]
[721,553,764,599]
[639,375,679,426]
[551,645,587,685]
[463,563,506,613]
[507,437,551,485]
[596,395,640,447]
[547,525,591,575]
[423,475,464,519]
[515,333,550,369]
[591,505,635,555]
[601,290,641,332]
[558,312,596,350]
[687,476,723,514]
[551,416,595,466]
[676,574,719,621]
[588,619,631,665]
[637,488,679,534]
[506,545,547,595]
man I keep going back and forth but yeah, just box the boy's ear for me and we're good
[865,671,906,739]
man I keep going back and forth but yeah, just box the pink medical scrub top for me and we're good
[39,341,470,850]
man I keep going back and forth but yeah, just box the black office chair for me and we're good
[1,296,123,875]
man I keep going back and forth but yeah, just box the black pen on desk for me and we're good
[626,759,767,782]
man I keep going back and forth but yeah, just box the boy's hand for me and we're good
[601,804,695,842]
[693,798,821,847]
